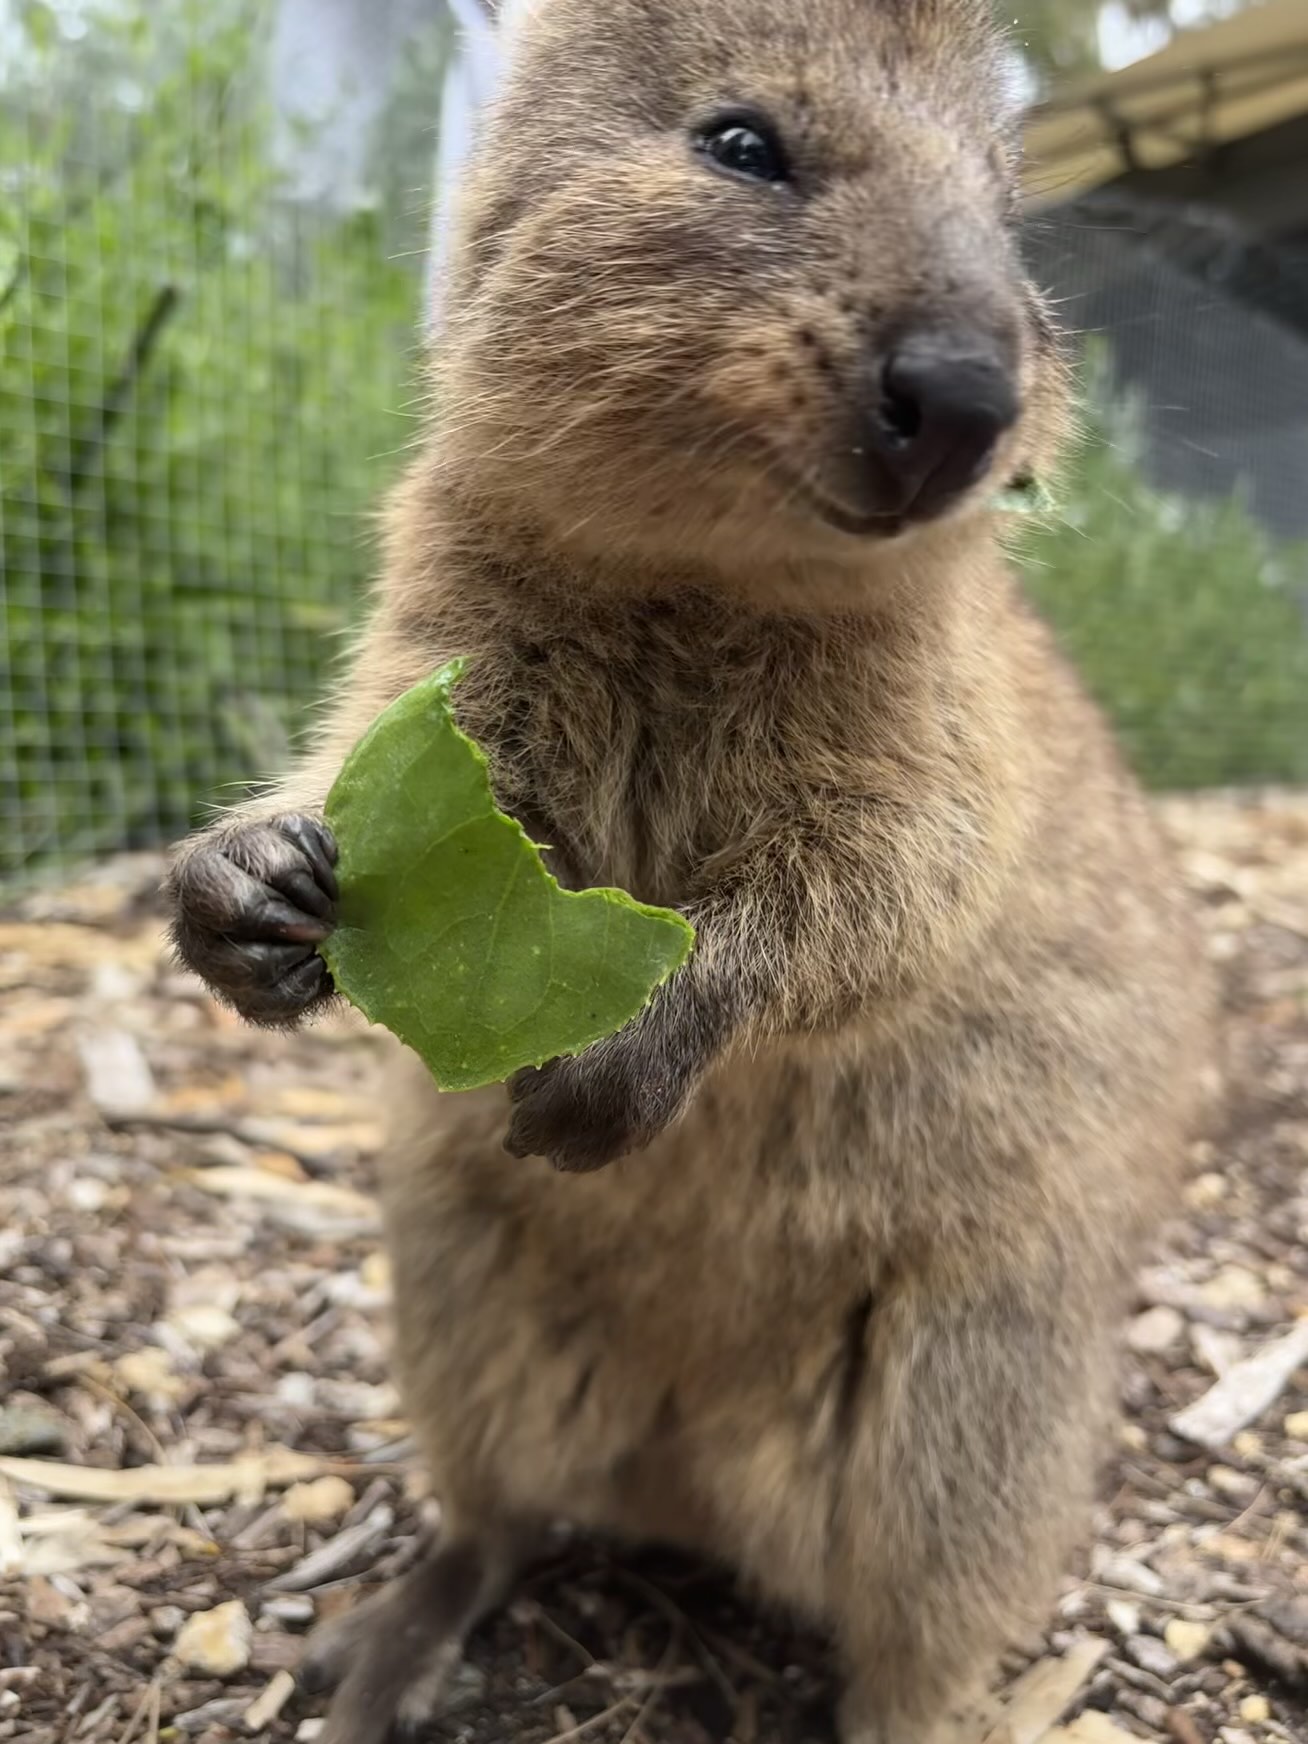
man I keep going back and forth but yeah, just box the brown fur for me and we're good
[167,0,1214,1737]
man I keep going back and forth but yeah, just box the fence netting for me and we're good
[2,1,1306,885]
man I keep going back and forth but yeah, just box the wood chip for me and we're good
[1048,1717,1138,1742]
[1092,1553,1166,1597]
[25,1575,89,1630]
[174,1696,249,1734]
[1164,1710,1207,1744]
[266,1505,394,1593]
[983,1639,1110,1744]
[76,1027,156,1115]
[0,919,164,970]
[1169,1319,1308,1450]
[1218,1595,1308,1686]
[0,1447,327,1507]
[1125,1634,1179,1680]
[1191,1323,1242,1378]
[11,808,1308,1744]
[243,1669,297,1732]
[183,1166,379,1226]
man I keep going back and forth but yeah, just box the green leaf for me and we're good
[320,661,695,1092]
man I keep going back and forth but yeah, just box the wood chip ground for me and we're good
[3,791,1308,1744]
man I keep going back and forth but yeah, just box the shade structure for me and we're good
[1023,0,1308,208]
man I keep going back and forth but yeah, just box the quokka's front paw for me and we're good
[504,1023,692,1170]
[167,813,338,1026]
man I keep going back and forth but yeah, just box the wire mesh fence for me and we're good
[2,0,1307,886]
[0,0,438,882]
[1018,192,1308,791]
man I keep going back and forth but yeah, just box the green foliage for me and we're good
[322,664,695,1091]
[1016,369,1308,790]
[2,4,1302,885]
[1009,0,1260,87]
[0,0,419,877]
[1011,0,1103,83]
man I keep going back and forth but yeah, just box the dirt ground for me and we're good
[3,790,1308,1744]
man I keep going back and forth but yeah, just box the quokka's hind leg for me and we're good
[301,1520,536,1744]
[831,1267,1108,1744]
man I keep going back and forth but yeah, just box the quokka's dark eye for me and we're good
[694,115,790,185]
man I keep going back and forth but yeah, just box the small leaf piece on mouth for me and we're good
[320,660,696,1092]
[992,471,1056,515]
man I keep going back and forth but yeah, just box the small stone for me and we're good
[276,1372,317,1410]
[1125,1634,1179,1680]
[150,1605,186,1639]
[168,1266,240,1314]
[1092,1552,1165,1597]
[1164,1618,1212,1662]
[91,960,145,1001]
[166,1304,240,1351]
[1153,1432,1198,1463]
[1185,1172,1227,1210]
[1208,1464,1257,1502]
[261,1594,315,1628]
[115,1346,186,1402]
[282,1476,355,1524]
[360,1250,391,1295]
[0,1403,67,1457]
[1284,1410,1308,1440]
[1105,1599,1140,1637]
[1232,1431,1263,1458]
[296,1722,325,1742]
[1118,1422,1148,1453]
[1128,1306,1185,1355]
[66,1177,111,1213]
[173,1600,252,1677]
[1238,1694,1270,1724]
[1197,1266,1264,1313]
[1121,1368,1155,1412]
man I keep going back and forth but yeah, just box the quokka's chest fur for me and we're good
[444,581,1011,911]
